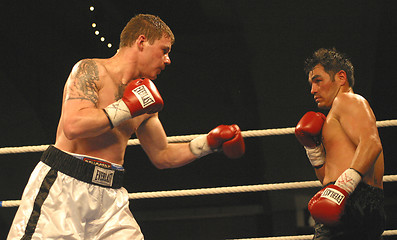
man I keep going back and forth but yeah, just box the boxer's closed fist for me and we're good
[190,124,245,159]
[308,169,362,225]
[104,78,163,128]
[295,112,326,168]
[295,111,326,148]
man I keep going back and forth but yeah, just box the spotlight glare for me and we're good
[107,43,112,48]
[100,37,105,42]
[90,6,95,11]
[92,23,96,28]
[95,30,99,35]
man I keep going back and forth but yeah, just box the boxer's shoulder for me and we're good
[333,92,368,112]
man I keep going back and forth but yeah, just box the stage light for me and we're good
[89,3,113,49]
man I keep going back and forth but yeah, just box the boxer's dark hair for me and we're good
[304,48,355,88]
[120,14,175,48]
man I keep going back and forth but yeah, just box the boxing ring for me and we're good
[1,120,397,239]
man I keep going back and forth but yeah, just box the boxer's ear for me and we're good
[136,35,147,51]
[335,70,348,86]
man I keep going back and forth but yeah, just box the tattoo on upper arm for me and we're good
[66,59,100,106]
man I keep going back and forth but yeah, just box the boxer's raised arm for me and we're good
[62,59,111,139]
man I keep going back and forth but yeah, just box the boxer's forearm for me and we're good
[63,108,112,139]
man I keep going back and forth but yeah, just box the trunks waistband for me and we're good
[67,152,124,170]
[40,146,124,189]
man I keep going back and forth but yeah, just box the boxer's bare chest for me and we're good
[322,112,355,153]
[322,112,356,178]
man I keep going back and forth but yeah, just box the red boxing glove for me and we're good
[295,111,326,148]
[308,188,324,213]
[104,78,164,128]
[295,112,326,168]
[122,79,164,117]
[190,124,245,159]
[308,185,349,225]
[207,125,245,159]
[308,168,362,225]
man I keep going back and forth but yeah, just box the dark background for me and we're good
[1,0,396,239]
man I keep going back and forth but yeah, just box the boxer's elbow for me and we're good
[63,119,83,140]
[63,125,79,140]
[371,137,383,157]
[363,135,383,161]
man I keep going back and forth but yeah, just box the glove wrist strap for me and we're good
[335,168,362,194]
[189,135,214,158]
[305,144,325,168]
[103,99,132,128]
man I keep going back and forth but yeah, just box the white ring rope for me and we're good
[129,175,397,199]
[0,119,396,155]
[127,180,323,200]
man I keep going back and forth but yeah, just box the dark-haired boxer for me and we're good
[8,14,245,240]
[295,48,385,240]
